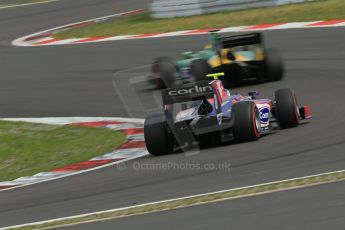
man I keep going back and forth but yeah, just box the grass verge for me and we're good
[0,121,126,181]
[55,0,345,39]
[8,169,345,230]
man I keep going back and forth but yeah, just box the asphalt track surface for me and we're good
[0,0,345,228]
[60,181,345,230]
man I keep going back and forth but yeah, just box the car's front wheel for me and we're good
[275,88,300,128]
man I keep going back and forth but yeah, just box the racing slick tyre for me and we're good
[190,59,212,82]
[232,101,261,142]
[152,56,178,89]
[264,48,284,81]
[275,88,300,129]
[144,113,174,156]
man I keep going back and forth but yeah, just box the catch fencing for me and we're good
[150,0,316,18]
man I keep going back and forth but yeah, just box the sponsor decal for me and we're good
[259,107,270,124]
[168,85,213,96]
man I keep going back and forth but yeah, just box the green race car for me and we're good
[151,32,284,88]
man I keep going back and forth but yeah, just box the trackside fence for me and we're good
[150,0,316,18]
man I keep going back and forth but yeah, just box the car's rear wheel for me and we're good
[144,114,174,156]
[152,56,178,89]
[190,59,211,82]
[232,101,261,142]
[264,48,284,81]
[275,88,300,128]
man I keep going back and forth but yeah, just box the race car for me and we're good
[144,76,311,156]
[151,32,284,89]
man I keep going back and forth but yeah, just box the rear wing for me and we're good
[219,33,262,49]
[162,81,214,105]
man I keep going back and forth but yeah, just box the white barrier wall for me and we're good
[150,0,316,18]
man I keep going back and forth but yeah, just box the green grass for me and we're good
[0,121,126,181]
[55,0,345,39]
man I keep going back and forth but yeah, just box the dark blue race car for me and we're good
[144,77,311,156]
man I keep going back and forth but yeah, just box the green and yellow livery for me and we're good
[151,32,284,88]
